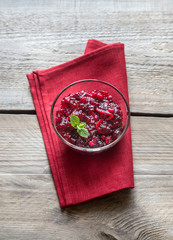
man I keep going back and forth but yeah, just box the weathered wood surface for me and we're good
[0,115,173,175]
[1,0,173,11]
[0,174,173,240]
[0,2,173,113]
[0,1,173,239]
[0,114,173,239]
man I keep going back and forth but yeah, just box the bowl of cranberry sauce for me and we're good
[50,79,130,153]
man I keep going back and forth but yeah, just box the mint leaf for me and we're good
[70,114,89,139]
[77,127,89,138]
[70,114,80,128]
[78,122,86,128]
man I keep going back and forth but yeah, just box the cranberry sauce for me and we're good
[56,90,123,148]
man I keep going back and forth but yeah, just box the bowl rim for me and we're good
[50,79,130,152]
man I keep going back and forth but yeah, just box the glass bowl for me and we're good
[50,79,130,154]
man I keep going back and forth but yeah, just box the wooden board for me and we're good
[0,174,172,240]
[0,1,173,239]
[1,0,173,11]
[0,3,172,113]
[0,114,172,175]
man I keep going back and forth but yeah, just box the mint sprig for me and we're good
[70,114,89,138]
[70,114,80,129]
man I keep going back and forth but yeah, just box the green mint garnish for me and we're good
[77,127,89,138]
[70,114,80,129]
[70,114,89,138]
[78,122,86,128]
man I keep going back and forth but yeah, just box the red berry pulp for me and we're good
[56,90,123,148]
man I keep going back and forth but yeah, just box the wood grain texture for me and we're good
[0,174,172,240]
[0,3,172,113]
[0,1,173,239]
[1,0,173,11]
[0,114,172,175]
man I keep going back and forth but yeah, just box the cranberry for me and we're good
[96,92,104,101]
[89,140,95,147]
[105,136,112,145]
[100,90,108,96]
[56,90,123,148]
[91,90,97,98]
[65,112,71,117]
[80,97,88,103]
[107,95,113,100]
[101,135,106,140]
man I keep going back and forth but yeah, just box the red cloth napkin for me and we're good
[27,39,134,207]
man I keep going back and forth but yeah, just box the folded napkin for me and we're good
[27,39,134,207]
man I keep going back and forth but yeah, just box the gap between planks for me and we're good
[0,110,173,118]
[0,173,172,176]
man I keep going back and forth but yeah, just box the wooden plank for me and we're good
[0,114,172,175]
[0,0,173,11]
[0,174,172,240]
[0,10,172,113]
